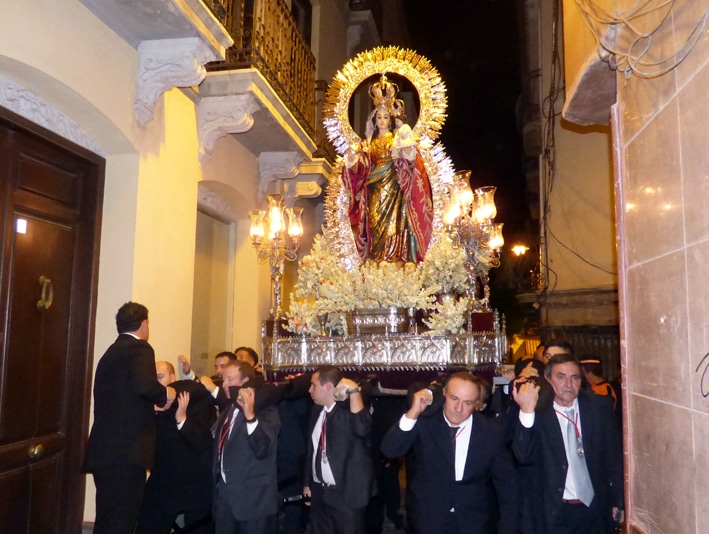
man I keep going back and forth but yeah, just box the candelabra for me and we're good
[248,194,303,320]
[443,170,504,317]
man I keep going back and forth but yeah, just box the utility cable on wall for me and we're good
[539,0,563,298]
[575,0,709,78]
[540,0,620,297]
[548,226,618,276]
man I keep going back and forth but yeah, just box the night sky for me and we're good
[402,0,529,236]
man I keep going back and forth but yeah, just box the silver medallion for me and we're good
[576,441,585,457]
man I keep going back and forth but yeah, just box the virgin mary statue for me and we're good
[341,75,434,263]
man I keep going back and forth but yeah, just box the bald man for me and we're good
[382,372,518,534]
[136,361,217,534]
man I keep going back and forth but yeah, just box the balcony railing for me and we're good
[206,0,317,139]
[313,79,336,162]
[202,0,233,30]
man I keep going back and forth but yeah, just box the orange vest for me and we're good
[591,380,617,410]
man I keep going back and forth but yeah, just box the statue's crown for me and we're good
[369,74,405,119]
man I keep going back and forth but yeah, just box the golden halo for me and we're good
[321,46,455,269]
[323,46,448,154]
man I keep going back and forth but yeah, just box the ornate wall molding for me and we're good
[294,181,322,198]
[0,75,105,156]
[135,37,218,128]
[197,93,260,157]
[258,151,305,200]
[197,183,239,223]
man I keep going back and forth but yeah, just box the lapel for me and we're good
[309,405,322,434]
[462,413,483,478]
[576,393,595,452]
[229,408,244,443]
[463,412,489,479]
[540,407,567,462]
[428,412,456,469]
[219,404,244,451]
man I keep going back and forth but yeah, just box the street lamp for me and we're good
[512,244,529,256]
[248,194,303,320]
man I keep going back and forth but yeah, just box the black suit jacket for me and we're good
[149,380,216,488]
[382,409,519,534]
[304,403,375,510]
[84,334,167,471]
[512,391,623,532]
[212,402,281,520]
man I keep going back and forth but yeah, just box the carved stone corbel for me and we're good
[198,94,261,157]
[257,152,305,201]
[135,37,218,128]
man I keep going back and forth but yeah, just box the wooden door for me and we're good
[0,106,104,533]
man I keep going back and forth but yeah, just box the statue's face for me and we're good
[375,109,391,132]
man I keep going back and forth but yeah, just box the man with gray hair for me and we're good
[513,353,623,533]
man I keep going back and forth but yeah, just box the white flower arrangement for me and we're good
[423,296,470,336]
[355,261,439,310]
[293,233,342,299]
[315,269,362,313]
[287,230,499,336]
[422,236,470,294]
[285,296,322,337]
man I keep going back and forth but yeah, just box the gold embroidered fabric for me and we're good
[365,133,411,262]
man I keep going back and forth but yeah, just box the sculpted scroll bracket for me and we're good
[258,152,306,202]
[135,37,218,128]
[198,94,261,158]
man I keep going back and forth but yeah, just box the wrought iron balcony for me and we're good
[206,0,317,140]
[202,0,233,30]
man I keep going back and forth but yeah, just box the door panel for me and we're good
[0,106,104,533]
[30,458,60,533]
[5,214,74,438]
[0,466,30,532]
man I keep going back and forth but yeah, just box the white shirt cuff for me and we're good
[399,414,417,431]
[176,419,186,430]
[246,420,259,434]
[519,411,535,428]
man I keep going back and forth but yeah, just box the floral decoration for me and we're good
[285,296,322,337]
[287,231,497,337]
[421,235,470,293]
[423,296,470,336]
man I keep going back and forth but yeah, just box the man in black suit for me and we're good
[381,372,518,534]
[303,365,374,534]
[178,350,235,390]
[513,353,623,534]
[178,351,244,424]
[213,360,281,534]
[135,361,216,534]
[235,345,264,374]
[84,301,176,534]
